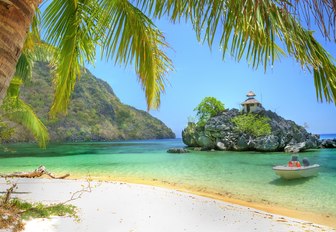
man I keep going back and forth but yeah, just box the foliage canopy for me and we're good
[231,113,272,137]
[194,97,225,127]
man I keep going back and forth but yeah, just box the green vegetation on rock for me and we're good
[194,97,225,127]
[231,113,271,137]
[8,62,175,143]
[183,108,320,152]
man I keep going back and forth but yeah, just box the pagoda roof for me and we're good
[241,98,261,105]
[246,91,256,97]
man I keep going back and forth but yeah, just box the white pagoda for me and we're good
[241,91,262,113]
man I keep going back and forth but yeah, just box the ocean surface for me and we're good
[0,137,336,219]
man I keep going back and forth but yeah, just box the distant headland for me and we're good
[6,62,175,143]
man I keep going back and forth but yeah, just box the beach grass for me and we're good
[0,195,77,232]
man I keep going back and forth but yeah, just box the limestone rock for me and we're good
[167,148,190,153]
[233,135,250,151]
[284,142,306,153]
[216,141,227,150]
[182,108,320,152]
[197,134,215,149]
[321,139,336,148]
[254,135,280,151]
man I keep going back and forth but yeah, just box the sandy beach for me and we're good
[0,178,334,232]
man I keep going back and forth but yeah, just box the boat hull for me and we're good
[272,164,320,180]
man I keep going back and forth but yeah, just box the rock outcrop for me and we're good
[321,139,336,148]
[284,142,307,153]
[167,148,190,153]
[182,109,320,152]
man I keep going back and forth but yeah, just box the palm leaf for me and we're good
[15,13,53,83]
[1,77,49,148]
[135,0,336,104]
[40,0,335,112]
[275,0,336,41]
[98,0,173,110]
[43,0,97,117]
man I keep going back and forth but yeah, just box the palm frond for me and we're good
[14,8,52,82]
[31,8,41,42]
[1,77,49,148]
[15,51,34,82]
[135,0,336,40]
[14,34,53,82]
[266,3,336,103]
[134,0,336,104]
[276,0,336,41]
[98,0,173,109]
[43,0,97,117]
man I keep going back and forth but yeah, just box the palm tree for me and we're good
[0,0,335,118]
[0,0,41,102]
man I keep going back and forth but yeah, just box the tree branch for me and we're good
[0,165,70,179]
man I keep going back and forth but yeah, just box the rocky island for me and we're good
[182,92,320,152]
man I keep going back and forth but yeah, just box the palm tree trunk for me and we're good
[0,0,40,104]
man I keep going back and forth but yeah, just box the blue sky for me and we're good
[87,19,336,137]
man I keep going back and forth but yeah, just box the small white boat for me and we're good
[273,164,320,180]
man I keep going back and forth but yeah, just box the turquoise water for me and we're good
[1,139,336,219]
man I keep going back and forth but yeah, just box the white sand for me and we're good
[0,178,334,232]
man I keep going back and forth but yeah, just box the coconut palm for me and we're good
[0,0,335,119]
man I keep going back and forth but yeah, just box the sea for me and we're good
[0,134,336,221]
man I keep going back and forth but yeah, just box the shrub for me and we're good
[231,113,271,137]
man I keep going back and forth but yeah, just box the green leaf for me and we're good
[43,0,97,117]
[98,0,173,110]
[194,97,225,127]
[1,77,49,148]
[135,0,336,104]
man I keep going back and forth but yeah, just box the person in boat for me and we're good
[288,155,301,167]
[302,157,310,167]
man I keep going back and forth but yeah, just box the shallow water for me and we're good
[1,139,336,218]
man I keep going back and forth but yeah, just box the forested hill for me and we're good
[11,62,175,142]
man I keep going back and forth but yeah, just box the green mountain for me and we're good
[10,62,175,142]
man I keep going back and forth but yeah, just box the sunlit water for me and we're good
[1,138,336,218]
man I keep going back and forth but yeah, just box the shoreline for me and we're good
[1,177,334,232]
[63,174,336,228]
